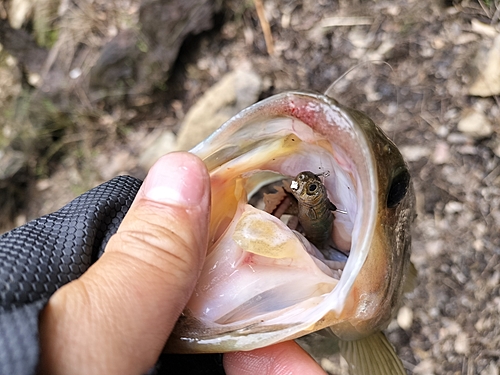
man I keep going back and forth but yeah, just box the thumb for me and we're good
[39,152,211,375]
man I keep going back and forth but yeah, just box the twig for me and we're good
[477,0,492,18]
[492,1,500,23]
[470,19,497,37]
[253,0,274,55]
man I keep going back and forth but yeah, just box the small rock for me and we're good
[457,109,493,138]
[0,149,25,179]
[397,306,413,330]
[447,132,470,144]
[441,320,462,337]
[387,318,400,331]
[487,271,500,288]
[431,37,445,49]
[444,201,463,214]
[400,145,430,162]
[481,362,500,375]
[454,332,469,355]
[454,32,479,45]
[474,317,488,332]
[386,5,400,16]
[457,144,478,155]
[138,130,177,171]
[14,214,27,227]
[436,125,449,138]
[489,138,500,158]
[36,179,51,191]
[413,359,435,375]
[432,141,450,164]
[426,240,443,257]
[347,28,372,49]
[471,19,498,38]
[8,0,34,29]
[473,239,484,251]
[469,35,500,97]
[27,73,41,87]
[96,150,137,180]
[176,69,262,151]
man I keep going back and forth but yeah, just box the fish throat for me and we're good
[257,170,344,264]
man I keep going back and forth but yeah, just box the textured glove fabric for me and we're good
[0,176,141,374]
[0,175,226,375]
[0,175,225,375]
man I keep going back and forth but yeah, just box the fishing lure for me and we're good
[289,171,337,249]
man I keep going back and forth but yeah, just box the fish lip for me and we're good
[192,91,379,316]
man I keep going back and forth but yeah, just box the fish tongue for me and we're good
[232,204,340,284]
[232,204,304,259]
[232,205,339,275]
[185,203,339,326]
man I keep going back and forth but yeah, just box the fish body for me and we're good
[166,91,415,374]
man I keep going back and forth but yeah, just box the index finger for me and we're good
[223,341,327,375]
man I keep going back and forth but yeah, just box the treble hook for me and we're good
[316,170,331,178]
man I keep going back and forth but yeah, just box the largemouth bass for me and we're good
[167,91,415,374]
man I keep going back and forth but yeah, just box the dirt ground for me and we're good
[1,0,500,374]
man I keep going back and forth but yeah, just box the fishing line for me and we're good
[324,60,401,142]
[324,60,395,98]
[324,60,401,215]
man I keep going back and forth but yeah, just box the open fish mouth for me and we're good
[167,91,413,353]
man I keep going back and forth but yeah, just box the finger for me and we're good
[39,152,211,375]
[223,341,327,375]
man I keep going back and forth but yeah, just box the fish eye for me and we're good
[387,167,411,208]
[308,183,317,193]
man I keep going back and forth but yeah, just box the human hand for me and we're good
[38,152,326,375]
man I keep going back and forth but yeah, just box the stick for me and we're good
[253,0,274,55]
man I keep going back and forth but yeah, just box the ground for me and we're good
[1,0,500,374]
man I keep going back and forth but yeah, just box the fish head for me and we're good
[166,91,415,352]
[290,171,326,204]
[323,105,415,340]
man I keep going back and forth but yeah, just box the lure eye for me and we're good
[308,183,317,193]
[387,168,411,208]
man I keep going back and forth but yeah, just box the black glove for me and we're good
[0,175,224,375]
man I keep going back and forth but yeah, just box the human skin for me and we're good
[38,152,326,375]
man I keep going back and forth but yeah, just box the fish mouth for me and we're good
[171,92,379,350]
